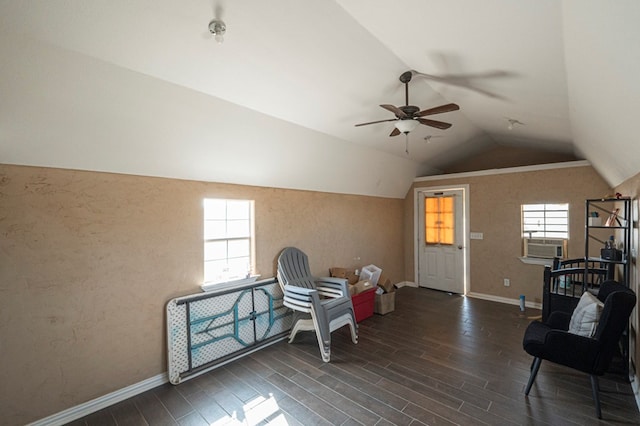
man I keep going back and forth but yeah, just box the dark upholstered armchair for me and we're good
[522,280,636,419]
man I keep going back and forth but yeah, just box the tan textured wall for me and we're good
[0,164,404,425]
[404,165,611,303]
[612,171,640,392]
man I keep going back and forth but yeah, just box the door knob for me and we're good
[458,245,463,249]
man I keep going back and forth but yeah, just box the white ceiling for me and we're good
[1,1,639,198]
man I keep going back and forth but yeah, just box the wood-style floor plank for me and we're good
[67,287,640,425]
[132,389,177,424]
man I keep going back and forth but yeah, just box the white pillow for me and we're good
[568,291,604,337]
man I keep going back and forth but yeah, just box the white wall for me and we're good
[0,34,417,199]
[563,0,640,187]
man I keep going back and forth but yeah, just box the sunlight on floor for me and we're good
[243,393,281,425]
[208,393,284,426]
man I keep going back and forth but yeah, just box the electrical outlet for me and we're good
[504,278,510,287]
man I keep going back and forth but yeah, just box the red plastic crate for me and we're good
[351,288,376,322]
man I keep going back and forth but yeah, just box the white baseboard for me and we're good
[29,372,168,426]
[395,281,417,288]
[466,292,543,310]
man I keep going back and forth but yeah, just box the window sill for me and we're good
[201,275,261,292]
[518,257,555,266]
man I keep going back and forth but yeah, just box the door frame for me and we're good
[413,184,470,294]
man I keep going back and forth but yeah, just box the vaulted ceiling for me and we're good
[1,1,639,198]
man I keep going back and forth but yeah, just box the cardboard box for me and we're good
[349,280,373,296]
[374,291,395,315]
[377,274,394,293]
[330,267,359,284]
[330,267,346,277]
[352,288,375,322]
[345,270,359,284]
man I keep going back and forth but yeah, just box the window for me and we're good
[522,203,569,239]
[425,196,455,245]
[203,198,254,284]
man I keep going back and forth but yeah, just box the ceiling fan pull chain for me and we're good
[405,134,409,154]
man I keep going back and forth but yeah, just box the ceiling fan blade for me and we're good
[417,103,460,117]
[380,104,407,118]
[389,127,401,137]
[417,118,452,130]
[355,118,397,127]
[411,70,511,99]
[413,69,511,81]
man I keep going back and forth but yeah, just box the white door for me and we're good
[418,189,465,293]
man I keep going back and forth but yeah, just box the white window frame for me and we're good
[521,203,569,240]
[203,198,255,285]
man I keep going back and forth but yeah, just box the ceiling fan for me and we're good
[355,71,460,137]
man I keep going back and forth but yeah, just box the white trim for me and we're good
[414,184,471,295]
[28,373,169,426]
[466,291,543,310]
[414,160,591,183]
[201,274,261,292]
[518,256,556,266]
[395,281,417,288]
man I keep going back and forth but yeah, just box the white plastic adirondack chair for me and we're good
[277,247,358,362]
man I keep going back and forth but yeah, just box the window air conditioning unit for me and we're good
[524,238,567,259]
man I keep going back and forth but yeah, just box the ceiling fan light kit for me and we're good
[395,119,419,134]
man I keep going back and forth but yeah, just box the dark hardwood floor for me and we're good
[67,287,640,425]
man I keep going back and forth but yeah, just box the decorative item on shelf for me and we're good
[601,249,623,261]
[601,235,622,260]
[603,192,630,200]
[588,211,601,226]
[604,208,621,227]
